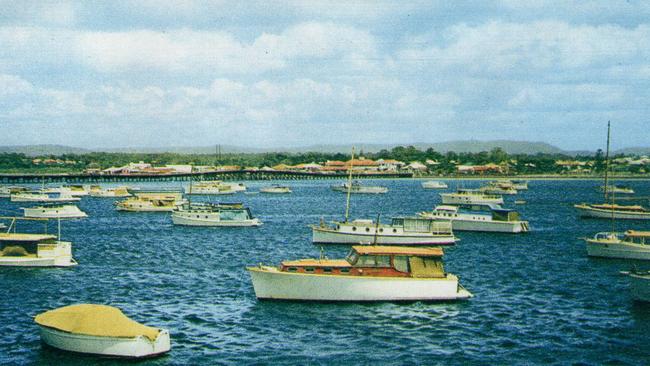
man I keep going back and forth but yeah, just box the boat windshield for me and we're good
[345,250,358,265]
[220,209,251,221]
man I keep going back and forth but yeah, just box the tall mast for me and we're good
[604,121,611,202]
[344,147,355,223]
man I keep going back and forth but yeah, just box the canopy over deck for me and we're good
[353,246,443,257]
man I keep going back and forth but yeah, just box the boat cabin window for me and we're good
[354,254,391,268]
[346,251,359,264]
[287,267,297,272]
[305,267,315,273]
[409,257,445,278]
[220,210,250,221]
[340,268,350,273]
[393,256,409,273]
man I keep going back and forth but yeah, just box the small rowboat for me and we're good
[35,304,170,358]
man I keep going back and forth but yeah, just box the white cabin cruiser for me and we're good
[41,185,89,197]
[584,231,650,260]
[440,189,504,205]
[248,245,472,301]
[599,185,634,194]
[23,204,87,219]
[35,304,170,358]
[574,203,650,220]
[260,185,292,194]
[479,184,517,195]
[0,218,76,267]
[89,186,131,198]
[421,181,448,189]
[172,202,262,226]
[0,186,29,198]
[11,192,80,203]
[331,181,388,194]
[418,204,529,233]
[312,217,457,245]
[185,181,246,195]
[116,191,185,212]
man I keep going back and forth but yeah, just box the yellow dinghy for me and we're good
[35,304,170,358]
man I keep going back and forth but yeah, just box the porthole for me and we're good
[352,227,357,231]
[393,229,397,233]
[365,227,370,232]
[379,228,383,233]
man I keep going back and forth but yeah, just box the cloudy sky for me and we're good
[1,1,649,150]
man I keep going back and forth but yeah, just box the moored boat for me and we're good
[260,185,292,194]
[171,202,262,226]
[23,204,87,219]
[41,185,89,197]
[89,186,131,198]
[312,217,457,245]
[0,219,76,267]
[585,231,650,260]
[479,183,518,195]
[11,192,80,203]
[35,304,170,358]
[511,180,529,190]
[0,186,29,198]
[418,204,529,233]
[440,189,504,205]
[185,180,246,195]
[599,185,635,194]
[574,203,650,220]
[331,181,388,194]
[247,245,472,301]
[421,181,448,189]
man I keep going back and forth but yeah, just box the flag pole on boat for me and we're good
[344,146,355,223]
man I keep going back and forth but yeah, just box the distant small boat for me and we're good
[511,180,529,190]
[116,192,185,212]
[172,202,262,226]
[41,185,89,197]
[0,186,29,198]
[599,185,634,194]
[10,193,80,203]
[479,184,517,195]
[514,200,526,205]
[585,230,650,260]
[421,181,448,189]
[260,185,292,194]
[331,181,388,194]
[574,203,650,220]
[34,304,170,358]
[185,181,246,195]
[23,204,87,219]
[248,245,472,301]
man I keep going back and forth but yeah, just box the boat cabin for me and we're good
[624,231,650,245]
[0,233,58,257]
[176,202,253,218]
[280,246,446,278]
[390,217,452,234]
[591,204,649,213]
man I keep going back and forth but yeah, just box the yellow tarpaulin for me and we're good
[34,304,161,341]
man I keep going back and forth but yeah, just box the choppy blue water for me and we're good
[1,179,649,365]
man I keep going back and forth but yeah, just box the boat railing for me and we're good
[593,232,624,241]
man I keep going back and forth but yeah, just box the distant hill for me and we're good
[0,144,92,156]
[2,141,648,156]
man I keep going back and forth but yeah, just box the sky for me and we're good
[1,1,649,151]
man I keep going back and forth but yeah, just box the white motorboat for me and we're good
[10,192,80,203]
[0,218,76,267]
[312,217,457,245]
[116,192,185,212]
[599,185,635,194]
[35,304,170,358]
[260,185,292,194]
[479,184,518,195]
[418,204,529,233]
[248,245,472,301]
[185,180,246,195]
[23,204,87,219]
[421,181,448,189]
[89,186,131,198]
[440,189,504,205]
[584,231,650,260]
[628,270,650,302]
[331,181,388,194]
[172,202,262,226]
[574,203,650,220]
[41,185,89,197]
[511,180,529,190]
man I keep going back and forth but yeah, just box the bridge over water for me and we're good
[0,170,413,184]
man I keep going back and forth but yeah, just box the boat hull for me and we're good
[171,213,261,227]
[38,326,170,358]
[629,274,650,302]
[248,266,472,301]
[445,218,528,233]
[575,205,650,220]
[586,240,650,260]
[23,207,87,219]
[312,227,456,245]
[331,186,388,194]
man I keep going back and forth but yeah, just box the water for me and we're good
[1,179,649,365]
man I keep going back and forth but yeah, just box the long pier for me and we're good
[0,170,413,184]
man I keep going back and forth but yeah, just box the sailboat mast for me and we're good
[604,121,611,201]
[344,147,355,223]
